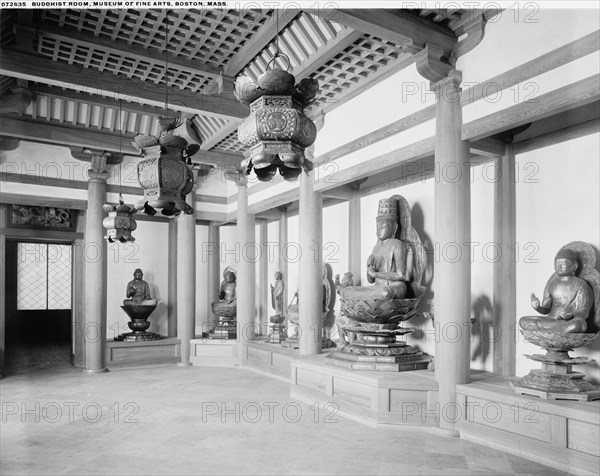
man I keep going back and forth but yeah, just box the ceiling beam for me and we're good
[0,115,243,165]
[28,82,168,119]
[309,9,457,56]
[0,49,248,120]
[223,9,300,77]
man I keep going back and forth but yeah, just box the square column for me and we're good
[493,142,517,376]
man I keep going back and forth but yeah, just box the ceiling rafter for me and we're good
[0,115,243,165]
[223,9,300,77]
[0,48,248,120]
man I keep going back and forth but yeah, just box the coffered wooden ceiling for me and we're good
[0,8,490,164]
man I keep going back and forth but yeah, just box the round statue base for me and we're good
[511,358,600,401]
[327,325,430,372]
[209,321,237,340]
[268,323,286,344]
[114,331,163,342]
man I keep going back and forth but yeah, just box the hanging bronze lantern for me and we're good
[103,196,137,243]
[234,54,319,182]
[132,117,198,217]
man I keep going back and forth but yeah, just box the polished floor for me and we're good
[1,362,572,476]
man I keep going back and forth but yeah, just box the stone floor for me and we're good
[0,362,573,476]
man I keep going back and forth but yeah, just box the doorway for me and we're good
[4,240,73,373]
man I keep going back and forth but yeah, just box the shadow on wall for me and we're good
[471,294,493,367]
[410,203,434,341]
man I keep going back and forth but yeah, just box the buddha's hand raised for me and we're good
[530,293,540,309]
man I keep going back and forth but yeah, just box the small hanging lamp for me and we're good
[103,96,138,243]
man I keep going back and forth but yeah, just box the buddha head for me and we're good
[554,248,579,277]
[376,197,399,240]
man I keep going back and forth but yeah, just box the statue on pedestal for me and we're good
[116,269,161,342]
[210,267,238,339]
[269,271,286,343]
[329,195,430,372]
[512,242,600,401]
[123,269,157,306]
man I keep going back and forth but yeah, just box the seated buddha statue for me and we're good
[211,267,237,319]
[123,269,157,306]
[519,247,599,334]
[340,195,425,302]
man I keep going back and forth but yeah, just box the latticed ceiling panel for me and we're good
[240,12,345,82]
[212,130,246,153]
[307,35,410,111]
[37,34,214,93]
[40,9,273,65]
[190,114,230,143]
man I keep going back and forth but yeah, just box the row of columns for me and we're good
[81,69,517,436]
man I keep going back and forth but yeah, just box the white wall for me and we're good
[515,133,600,383]
[105,220,170,338]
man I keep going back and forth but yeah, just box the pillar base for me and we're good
[177,362,193,367]
[83,368,109,373]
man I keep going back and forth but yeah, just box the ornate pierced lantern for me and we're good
[102,197,137,243]
[132,117,198,217]
[234,55,319,182]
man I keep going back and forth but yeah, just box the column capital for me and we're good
[87,170,109,183]
[70,147,123,169]
[430,69,463,101]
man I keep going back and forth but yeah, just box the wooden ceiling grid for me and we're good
[1,8,500,173]
[40,9,271,65]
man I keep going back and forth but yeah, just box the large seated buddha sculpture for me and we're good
[518,242,600,352]
[339,195,426,325]
[512,242,600,400]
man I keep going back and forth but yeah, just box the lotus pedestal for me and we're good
[115,305,162,342]
[511,330,600,401]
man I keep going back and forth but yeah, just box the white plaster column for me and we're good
[177,192,196,366]
[84,154,109,373]
[432,71,471,431]
[278,206,289,313]
[493,142,516,376]
[299,170,323,355]
[206,222,220,336]
[348,192,362,285]
[237,179,256,362]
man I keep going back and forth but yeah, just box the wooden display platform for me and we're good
[243,340,299,381]
[456,374,600,475]
[290,353,439,429]
[105,337,180,364]
[190,337,238,367]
